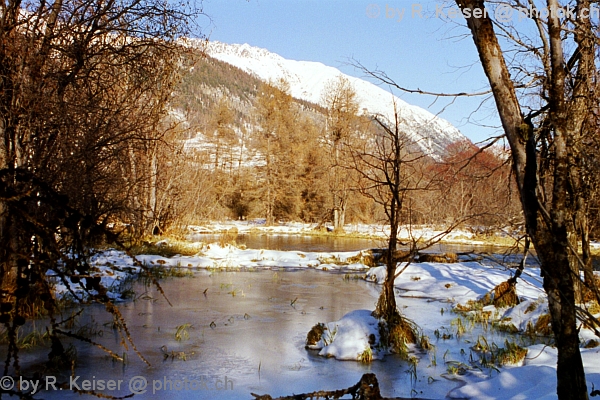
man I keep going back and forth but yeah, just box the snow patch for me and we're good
[308,310,382,361]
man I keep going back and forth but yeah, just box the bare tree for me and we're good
[451,0,599,397]
[352,109,426,321]
[0,0,202,377]
[351,105,494,354]
[435,140,520,230]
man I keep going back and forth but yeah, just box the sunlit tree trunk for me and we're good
[454,0,591,397]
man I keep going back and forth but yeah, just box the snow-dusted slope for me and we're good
[204,41,467,157]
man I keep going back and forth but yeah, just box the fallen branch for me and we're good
[251,373,382,400]
[250,373,434,400]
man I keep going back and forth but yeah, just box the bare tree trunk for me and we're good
[580,217,594,287]
[149,143,158,234]
[454,0,589,397]
[374,197,398,321]
[567,229,582,303]
[214,139,220,170]
[545,0,588,394]
[333,208,340,231]
[333,198,346,232]
[536,232,588,400]
[0,124,11,292]
[128,144,142,236]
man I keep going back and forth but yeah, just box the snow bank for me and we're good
[135,243,371,271]
[449,344,600,399]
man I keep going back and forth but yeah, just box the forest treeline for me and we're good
[148,51,531,236]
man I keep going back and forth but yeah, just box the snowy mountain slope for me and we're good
[203,40,467,157]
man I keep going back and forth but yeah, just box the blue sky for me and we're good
[199,0,503,143]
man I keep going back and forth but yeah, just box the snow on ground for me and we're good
[187,220,489,244]
[359,262,600,399]
[365,262,545,305]
[50,241,600,399]
[49,244,372,301]
[311,262,548,365]
[448,344,600,400]
[135,243,371,271]
[48,249,142,302]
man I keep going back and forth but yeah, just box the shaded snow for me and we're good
[448,345,600,399]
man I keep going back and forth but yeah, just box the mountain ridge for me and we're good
[202,40,468,157]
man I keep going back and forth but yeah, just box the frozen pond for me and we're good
[22,268,527,399]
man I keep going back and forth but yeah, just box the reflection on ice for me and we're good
[19,237,600,399]
[27,269,467,399]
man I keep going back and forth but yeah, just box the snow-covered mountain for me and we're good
[203,41,467,157]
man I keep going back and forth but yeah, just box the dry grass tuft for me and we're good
[346,251,376,268]
[496,341,528,365]
[305,323,326,347]
[525,302,538,314]
[129,237,201,257]
[588,301,600,315]
[533,314,553,336]
[491,281,520,308]
[375,250,411,265]
[219,227,238,247]
[419,253,458,263]
[392,319,418,344]
[384,316,418,356]
[475,281,519,309]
